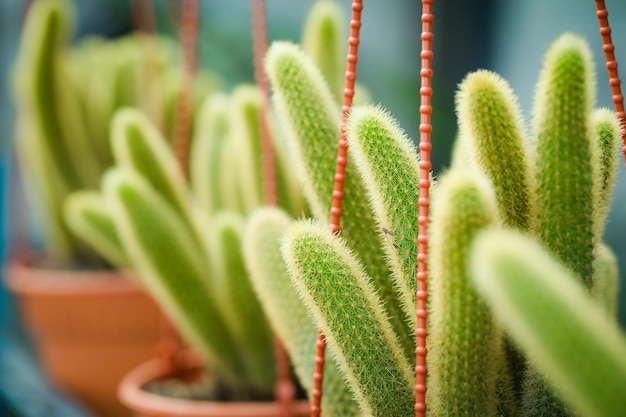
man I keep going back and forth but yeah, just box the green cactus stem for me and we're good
[190,92,230,215]
[457,70,536,231]
[470,228,626,417]
[242,207,360,416]
[282,220,414,417]
[111,108,189,219]
[346,105,421,320]
[266,41,414,357]
[103,168,245,387]
[427,169,504,417]
[591,108,620,239]
[532,32,597,287]
[63,190,128,268]
[591,243,620,317]
[229,86,266,213]
[302,0,345,102]
[206,211,275,392]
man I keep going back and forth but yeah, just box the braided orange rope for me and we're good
[415,0,434,416]
[311,2,364,416]
[594,0,626,166]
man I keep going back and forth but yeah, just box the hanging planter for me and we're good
[4,257,161,417]
[118,350,309,417]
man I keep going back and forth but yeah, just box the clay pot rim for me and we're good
[118,350,310,417]
[3,255,141,297]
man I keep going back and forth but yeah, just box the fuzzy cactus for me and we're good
[532,33,598,287]
[243,207,360,416]
[456,70,536,231]
[301,0,345,102]
[282,220,414,417]
[66,107,295,400]
[266,41,414,357]
[13,0,217,266]
[427,169,504,417]
[471,228,626,417]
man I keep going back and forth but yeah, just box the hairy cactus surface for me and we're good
[532,33,597,287]
[266,41,414,357]
[243,208,360,416]
[456,70,536,232]
[282,221,414,417]
[427,169,503,417]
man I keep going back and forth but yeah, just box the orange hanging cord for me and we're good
[311,1,364,416]
[415,0,434,416]
[172,0,199,178]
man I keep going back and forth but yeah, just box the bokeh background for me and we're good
[1,1,625,415]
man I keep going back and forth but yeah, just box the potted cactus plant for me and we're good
[68,96,307,415]
[241,24,626,416]
[5,0,216,415]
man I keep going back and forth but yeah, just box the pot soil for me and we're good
[118,349,310,417]
[4,257,162,417]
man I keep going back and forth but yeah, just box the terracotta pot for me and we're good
[118,350,310,417]
[4,257,162,417]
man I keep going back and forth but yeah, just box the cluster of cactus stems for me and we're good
[13,0,217,265]
[247,15,626,416]
[16,0,626,415]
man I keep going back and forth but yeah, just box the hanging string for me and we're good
[594,0,626,167]
[172,0,199,178]
[311,1,364,416]
[415,0,434,416]
[251,1,295,416]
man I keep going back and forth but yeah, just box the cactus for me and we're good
[266,41,415,358]
[470,228,626,417]
[282,220,414,417]
[263,28,623,416]
[66,105,309,399]
[243,207,360,416]
[14,0,217,266]
[531,33,597,287]
[427,169,503,417]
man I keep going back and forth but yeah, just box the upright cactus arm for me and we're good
[470,228,626,417]
[64,190,129,268]
[111,108,190,219]
[266,41,414,358]
[346,105,421,321]
[229,86,265,213]
[190,92,230,215]
[282,221,414,417]
[206,212,275,393]
[102,168,245,385]
[456,70,536,231]
[531,33,597,286]
[242,208,360,416]
[302,0,345,102]
[15,0,102,191]
[591,108,620,239]
[591,243,620,317]
[427,169,504,417]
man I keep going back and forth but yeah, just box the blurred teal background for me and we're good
[0,1,625,415]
